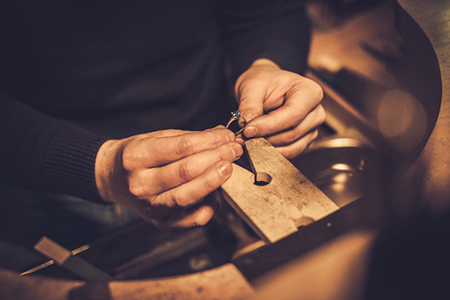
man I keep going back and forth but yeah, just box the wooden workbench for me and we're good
[1,1,449,299]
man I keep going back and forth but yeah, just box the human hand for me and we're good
[95,127,243,230]
[235,59,326,159]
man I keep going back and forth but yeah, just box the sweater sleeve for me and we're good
[0,91,108,203]
[219,0,311,81]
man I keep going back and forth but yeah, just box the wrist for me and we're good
[95,139,123,204]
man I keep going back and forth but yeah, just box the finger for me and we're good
[124,130,190,146]
[156,192,221,230]
[153,160,233,209]
[265,105,326,147]
[150,129,194,138]
[148,125,227,138]
[136,142,242,196]
[236,78,267,124]
[275,129,319,159]
[124,128,235,168]
[243,79,323,138]
[205,125,228,131]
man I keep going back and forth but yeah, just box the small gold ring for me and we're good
[226,110,246,135]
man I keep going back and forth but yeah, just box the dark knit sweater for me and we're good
[0,0,310,203]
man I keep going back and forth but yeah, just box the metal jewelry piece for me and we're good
[226,110,246,135]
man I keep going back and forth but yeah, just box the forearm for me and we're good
[0,91,108,203]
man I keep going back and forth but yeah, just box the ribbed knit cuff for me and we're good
[1,93,110,204]
[39,123,109,204]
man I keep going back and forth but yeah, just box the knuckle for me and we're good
[121,146,136,171]
[280,129,298,145]
[308,80,324,101]
[204,173,221,191]
[207,130,226,144]
[317,105,327,124]
[306,130,319,147]
[128,181,145,198]
[203,130,232,148]
[219,143,238,162]
[244,76,264,88]
[287,129,300,144]
[151,194,166,209]
[171,192,189,208]
[177,162,194,182]
[311,129,319,140]
[176,136,194,157]
[237,79,265,99]
[280,147,297,160]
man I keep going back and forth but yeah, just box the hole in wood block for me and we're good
[254,172,272,186]
[295,215,315,228]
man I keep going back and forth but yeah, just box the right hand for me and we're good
[95,126,242,230]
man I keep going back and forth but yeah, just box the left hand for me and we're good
[235,58,326,159]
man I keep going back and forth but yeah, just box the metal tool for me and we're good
[34,236,113,281]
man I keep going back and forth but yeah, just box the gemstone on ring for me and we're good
[226,110,245,135]
[231,110,241,119]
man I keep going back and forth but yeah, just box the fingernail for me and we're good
[244,126,258,138]
[218,162,232,176]
[233,143,243,159]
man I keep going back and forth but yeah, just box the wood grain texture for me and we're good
[2,3,447,299]
[110,264,254,300]
[221,138,338,244]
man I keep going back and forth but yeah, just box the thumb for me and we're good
[237,82,266,138]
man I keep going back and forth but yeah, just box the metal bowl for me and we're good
[291,137,382,207]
